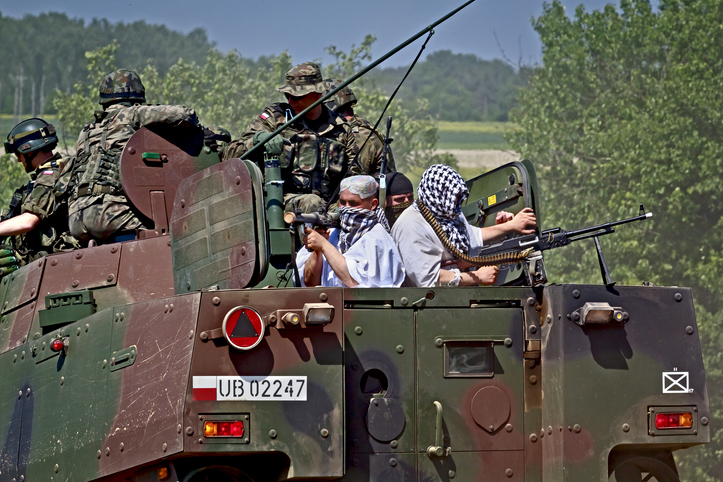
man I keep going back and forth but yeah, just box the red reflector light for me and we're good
[655,412,693,429]
[203,421,244,437]
[50,339,65,352]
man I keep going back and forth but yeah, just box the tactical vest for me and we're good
[5,158,78,264]
[73,110,124,198]
[286,129,347,199]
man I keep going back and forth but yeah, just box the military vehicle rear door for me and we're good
[416,290,526,481]
[462,160,541,285]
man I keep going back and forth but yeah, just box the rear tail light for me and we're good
[655,412,693,430]
[203,421,245,437]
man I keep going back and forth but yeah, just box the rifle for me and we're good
[467,205,653,287]
[283,212,340,231]
[378,116,393,208]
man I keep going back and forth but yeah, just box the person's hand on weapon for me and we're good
[495,208,537,235]
[303,227,331,251]
[0,244,20,278]
[253,132,287,156]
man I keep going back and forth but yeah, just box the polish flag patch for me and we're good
[260,112,270,120]
[42,171,54,175]
[192,376,217,401]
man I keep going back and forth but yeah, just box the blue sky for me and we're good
[0,0,620,67]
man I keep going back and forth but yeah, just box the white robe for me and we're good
[296,224,405,288]
[391,205,484,287]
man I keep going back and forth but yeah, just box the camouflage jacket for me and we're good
[223,103,359,200]
[5,153,78,264]
[347,114,396,178]
[70,102,199,208]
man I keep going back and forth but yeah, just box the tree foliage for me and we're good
[369,50,531,122]
[0,11,214,117]
[324,35,458,170]
[509,1,723,479]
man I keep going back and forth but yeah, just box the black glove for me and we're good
[0,244,19,277]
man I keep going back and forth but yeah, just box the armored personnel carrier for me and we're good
[0,126,709,482]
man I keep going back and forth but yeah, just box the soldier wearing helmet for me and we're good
[0,118,79,276]
[223,62,358,215]
[68,69,200,243]
[323,79,396,179]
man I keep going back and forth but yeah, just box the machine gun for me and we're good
[473,205,653,287]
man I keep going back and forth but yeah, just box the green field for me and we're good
[437,121,517,150]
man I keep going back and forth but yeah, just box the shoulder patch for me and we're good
[42,170,54,175]
[260,112,270,120]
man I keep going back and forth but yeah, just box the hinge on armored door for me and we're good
[110,345,137,372]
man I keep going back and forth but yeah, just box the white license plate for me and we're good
[194,376,307,401]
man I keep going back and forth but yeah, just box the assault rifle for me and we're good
[478,205,653,287]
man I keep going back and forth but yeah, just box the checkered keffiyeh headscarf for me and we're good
[338,206,390,254]
[416,164,471,253]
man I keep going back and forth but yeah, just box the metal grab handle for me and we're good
[427,401,451,457]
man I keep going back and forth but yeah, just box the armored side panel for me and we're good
[540,284,709,480]
[121,126,220,235]
[170,159,258,292]
[463,161,541,286]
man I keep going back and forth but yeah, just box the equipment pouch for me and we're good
[294,133,319,173]
[323,138,346,178]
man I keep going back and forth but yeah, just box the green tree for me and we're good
[0,154,30,209]
[509,1,723,479]
[52,41,120,148]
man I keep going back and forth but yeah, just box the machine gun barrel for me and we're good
[475,207,653,258]
[554,210,653,242]
[240,0,477,161]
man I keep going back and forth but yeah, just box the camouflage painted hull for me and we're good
[0,244,708,481]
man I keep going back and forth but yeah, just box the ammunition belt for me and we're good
[417,199,533,267]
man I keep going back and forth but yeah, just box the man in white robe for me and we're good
[391,164,536,288]
[296,175,404,288]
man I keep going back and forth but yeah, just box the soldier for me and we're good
[223,62,358,214]
[391,164,536,287]
[0,118,79,275]
[68,68,200,243]
[296,175,404,288]
[324,79,396,178]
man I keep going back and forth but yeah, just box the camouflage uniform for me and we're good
[4,153,79,264]
[69,103,199,241]
[347,114,396,177]
[223,63,358,214]
[323,80,396,179]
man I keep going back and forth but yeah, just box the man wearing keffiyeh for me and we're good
[296,175,404,288]
[391,164,537,288]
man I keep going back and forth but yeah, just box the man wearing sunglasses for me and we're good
[224,62,358,214]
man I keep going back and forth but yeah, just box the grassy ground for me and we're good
[437,121,517,151]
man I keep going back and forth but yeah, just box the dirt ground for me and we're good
[439,149,521,169]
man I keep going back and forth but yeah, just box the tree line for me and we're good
[0,11,527,123]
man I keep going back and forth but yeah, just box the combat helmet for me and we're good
[323,79,358,113]
[99,69,146,105]
[4,118,58,155]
